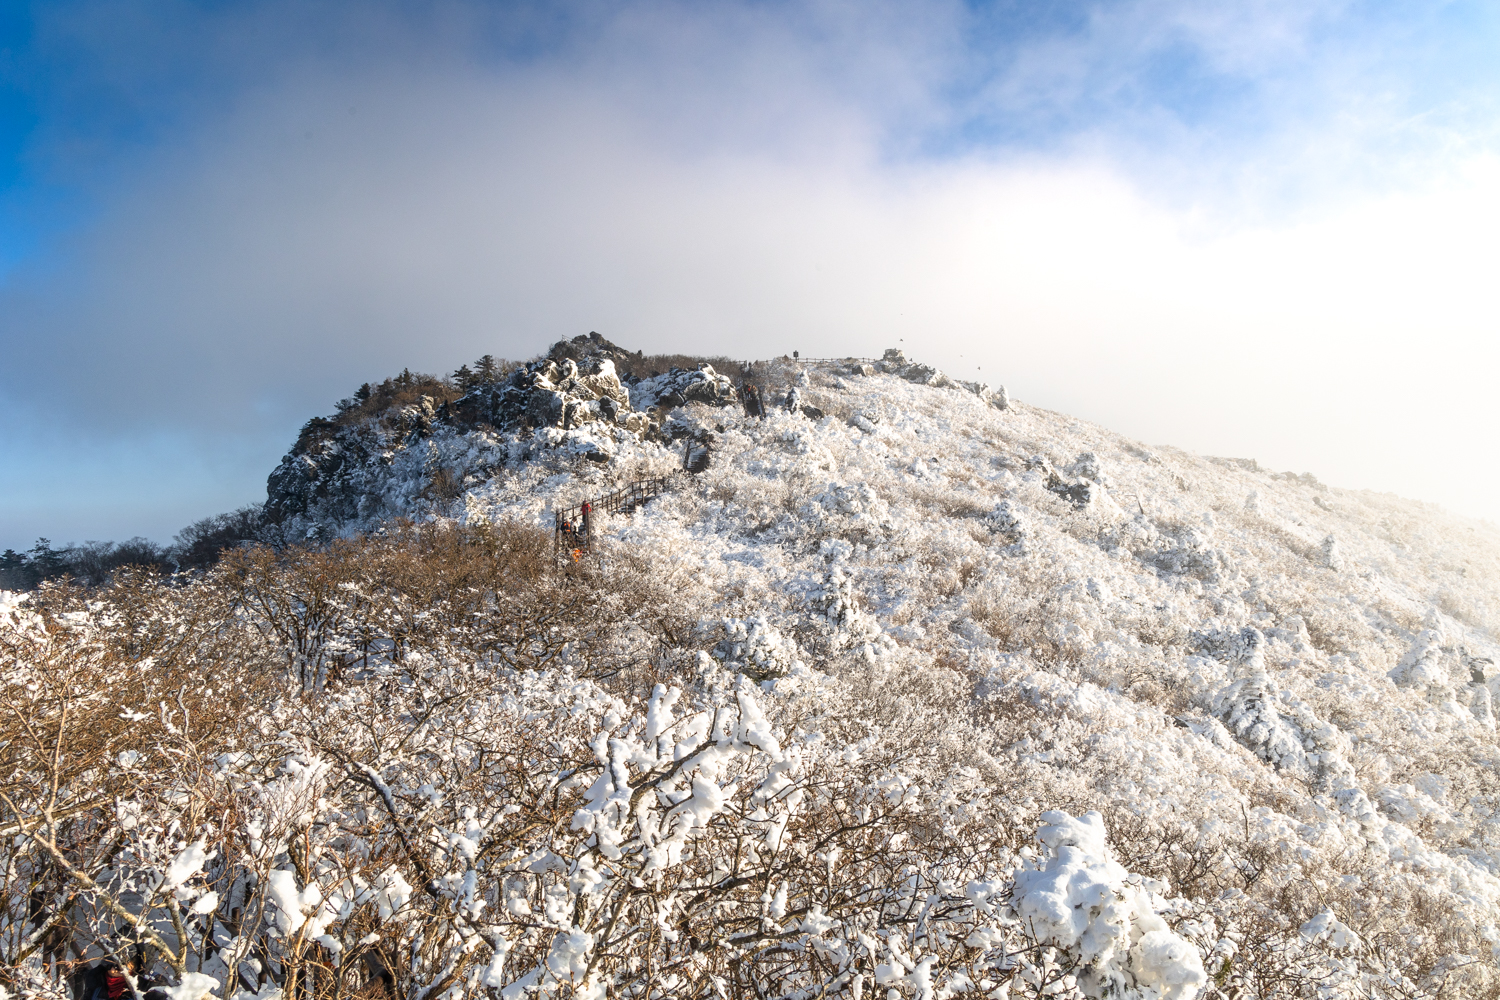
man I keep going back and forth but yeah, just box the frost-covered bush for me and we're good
[2,584,1225,1000]
[1390,629,1455,695]
[1068,451,1109,486]
[1013,810,1206,999]
[1320,533,1344,570]
[804,481,890,528]
[986,499,1030,550]
[1145,522,1233,583]
[1211,673,1356,790]
[712,614,802,677]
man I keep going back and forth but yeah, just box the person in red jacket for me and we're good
[80,958,130,1000]
[72,955,145,1000]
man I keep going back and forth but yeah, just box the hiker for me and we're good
[77,958,130,1000]
[743,384,764,418]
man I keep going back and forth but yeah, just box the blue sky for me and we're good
[2,0,1499,549]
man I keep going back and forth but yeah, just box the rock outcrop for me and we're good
[265,337,742,527]
[630,365,738,410]
[264,418,382,524]
[879,348,1008,410]
[445,355,644,434]
[447,334,737,434]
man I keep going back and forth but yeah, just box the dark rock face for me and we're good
[265,395,447,524]
[264,432,377,523]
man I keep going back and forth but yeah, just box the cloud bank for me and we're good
[2,0,1499,546]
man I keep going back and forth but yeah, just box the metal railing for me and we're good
[778,357,880,364]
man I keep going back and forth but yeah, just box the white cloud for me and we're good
[3,0,1499,544]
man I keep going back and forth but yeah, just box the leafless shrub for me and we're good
[422,466,466,501]
[611,352,743,381]
[909,483,992,520]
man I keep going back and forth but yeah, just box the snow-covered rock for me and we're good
[630,364,737,411]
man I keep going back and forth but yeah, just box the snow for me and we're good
[9,350,1500,998]
[165,840,209,890]
[265,869,322,937]
[1014,810,1206,999]
[166,973,221,1000]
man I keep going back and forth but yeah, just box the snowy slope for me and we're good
[269,346,1500,931]
[8,345,1498,1000]
[442,354,1500,978]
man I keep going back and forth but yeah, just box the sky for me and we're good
[2,0,1499,550]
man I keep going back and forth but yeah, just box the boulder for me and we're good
[898,362,949,387]
[878,347,949,387]
[525,386,568,428]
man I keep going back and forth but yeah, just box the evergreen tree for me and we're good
[355,383,373,403]
[25,539,67,581]
[453,364,476,391]
[0,548,34,589]
[474,355,499,385]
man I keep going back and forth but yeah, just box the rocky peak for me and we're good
[546,330,641,368]
[879,347,1008,410]
[445,352,650,435]
[265,338,744,527]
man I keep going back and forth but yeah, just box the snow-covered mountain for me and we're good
[5,335,1500,999]
[255,334,1500,991]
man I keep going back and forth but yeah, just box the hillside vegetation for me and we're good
[3,344,1499,1000]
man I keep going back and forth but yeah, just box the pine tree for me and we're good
[355,383,373,403]
[453,364,475,391]
[474,355,499,386]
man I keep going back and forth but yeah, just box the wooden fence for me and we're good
[554,473,679,557]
